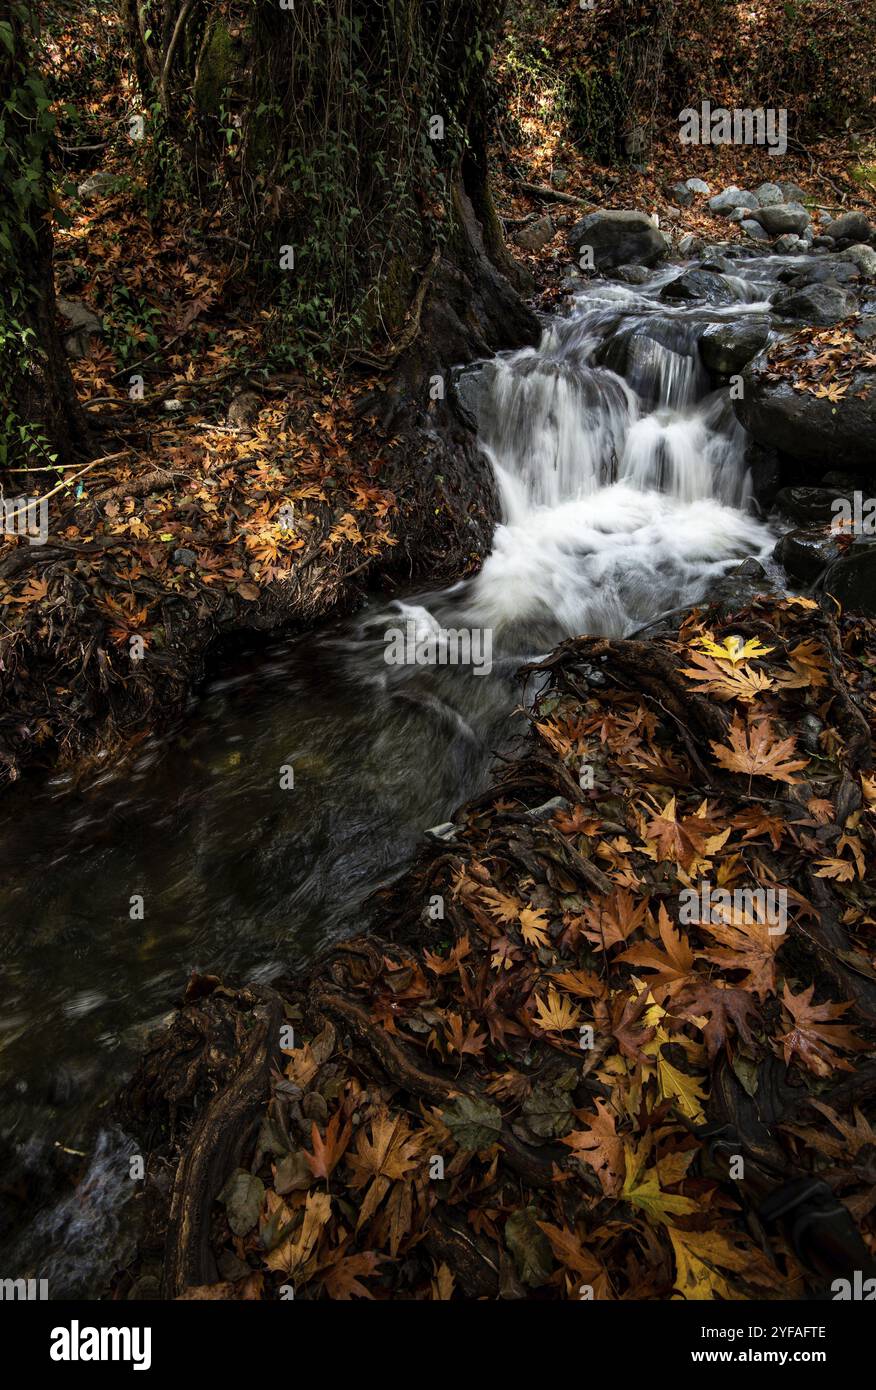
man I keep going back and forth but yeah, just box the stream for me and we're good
[1,245,803,1296]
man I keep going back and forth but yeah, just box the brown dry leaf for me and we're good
[263,1189,332,1278]
[642,797,717,871]
[617,902,695,997]
[710,714,809,783]
[778,983,865,1076]
[562,1097,625,1195]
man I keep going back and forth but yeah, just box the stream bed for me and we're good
[1,245,808,1294]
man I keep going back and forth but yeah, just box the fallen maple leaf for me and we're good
[710,714,809,783]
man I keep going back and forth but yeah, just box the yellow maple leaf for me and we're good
[519,905,550,948]
[670,1226,771,1300]
[532,985,581,1033]
[692,633,774,666]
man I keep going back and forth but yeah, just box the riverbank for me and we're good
[118,592,876,1299]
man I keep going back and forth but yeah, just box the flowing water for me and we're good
[0,247,799,1294]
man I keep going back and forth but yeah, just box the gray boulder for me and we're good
[741,219,770,242]
[828,211,873,245]
[837,244,876,279]
[567,210,667,270]
[678,233,705,257]
[57,297,102,358]
[612,264,652,284]
[735,365,876,469]
[771,283,850,325]
[672,182,694,207]
[709,187,758,215]
[699,320,769,375]
[755,182,783,207]
[686,178,710,195]
[780,182,808,204]
[752,203,810,237]
[774,234,807,255]
[515,215,555,252]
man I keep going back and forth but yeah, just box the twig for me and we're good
[1,452,132,527]
[513,180,592,207]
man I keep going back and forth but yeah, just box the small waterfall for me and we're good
[450,267,775,640]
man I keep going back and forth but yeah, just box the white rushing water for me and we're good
[400,270,776,654]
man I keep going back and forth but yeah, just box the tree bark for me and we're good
[0,5,86,470]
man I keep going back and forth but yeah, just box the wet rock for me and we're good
[173,548,197,567]
[827,211,873,245]
[515,215,555,252]
[677,233,705,257]
[567,210,667,270]
[771,283,850,325]
[741,219,770,242]
[837,243,876,279]
[755,182,783,207]
[752,203,810,237]
[853,315,876,342]
[812,236,836,249]
[660,268,743,306]
[774,487,844,525]
[708,187,758,215]
[731,557,767,579]
[774,234,807,255]
[425,821,459,842]
[823,537,876,616]
[699,319,769,375]
[778,525,834,581]
[746,443,782,508]
[736,366,876,469]
[780,260,858,288]
[57,297,102,358]
[685,178,710,196]
[612,264,651,284]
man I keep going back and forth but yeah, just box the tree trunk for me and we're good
[0,5,86,470]
[119,0,536,366]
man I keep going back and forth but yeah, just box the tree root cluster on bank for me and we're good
[118,593,876,1300]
